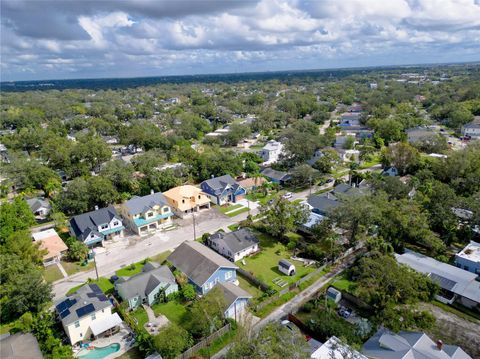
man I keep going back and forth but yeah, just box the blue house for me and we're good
[167,241,238,295]
[216,281,252,321]
[200,175,246,205]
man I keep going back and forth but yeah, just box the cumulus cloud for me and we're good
[1,0,479,80]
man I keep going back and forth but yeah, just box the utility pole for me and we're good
[192,206,197,241]
[92,249,99,280]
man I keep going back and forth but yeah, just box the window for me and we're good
[101,224,108,230]
[163,207,169,213]
[80,333,83,337]
[74,321,80,328]
[113,221,119,226]
[90,233,95,238]
[198,195,201,199]
[91,313,96,320]
[182,199,185,204]
[225,271,232,280]
[147,212,153,218]
[102,309,104,313]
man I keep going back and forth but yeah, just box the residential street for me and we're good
[52,186,327,299]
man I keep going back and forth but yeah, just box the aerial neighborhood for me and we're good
[1,63,479,359]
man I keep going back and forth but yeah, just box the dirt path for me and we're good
[419,303,480,358]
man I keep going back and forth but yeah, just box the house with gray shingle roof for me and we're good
[120,191,174,235]
[115,262,178,309]
[55,284,122,345]
[26,197,51,220]
[200,175,246,205]
[215,281,252,321]
[167,241,238,295]
[207,228,259,262]
[69,206,124,247]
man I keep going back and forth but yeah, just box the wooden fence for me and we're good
[175,323,231,359]
[237,267,271,291]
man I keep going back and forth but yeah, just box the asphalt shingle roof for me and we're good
[167,241,237,287]
[307,194,341,215]
[261,167,290,181]
[209,228,259,255]
[124,192,170,215]
[216,281,252,309]
[69,206,120,241]
[201,175,241,196]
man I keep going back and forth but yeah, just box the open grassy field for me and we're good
[43,265,64,282]
[152,300,187,325]
[237,232,315,288]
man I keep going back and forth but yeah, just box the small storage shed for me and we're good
[326,287,342,303]
[278,259,296,276]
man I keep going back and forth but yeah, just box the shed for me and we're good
[326,287,342,303]
[278,259,295,276]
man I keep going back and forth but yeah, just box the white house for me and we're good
[461,119,480,139]
[312,336,367,359]
[208,228,259,262]
[260,140,284,164]
[55,284,122,345]
[455,241,480,275]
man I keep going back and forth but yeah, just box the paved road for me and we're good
[52,187,322,299]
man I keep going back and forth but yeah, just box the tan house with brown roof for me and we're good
[32,229,68,266]
[163,185,211,218]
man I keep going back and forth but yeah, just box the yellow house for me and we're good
[55,284,122,345]
[163,185,211,217]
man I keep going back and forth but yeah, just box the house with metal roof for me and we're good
[362,328,471,359]
[55,284,122,345]
[260,140,284,164]
[200,174,246,206]
[396,250,480,309]
[32,229,68,266]
[312,336,366,359]
[215,281,252,321]
[207,228,259,262]
[120,191,174,235]
[0,333,44,359]
[115,262,178,309]
[167,241,238,295]
[69,206,124,247]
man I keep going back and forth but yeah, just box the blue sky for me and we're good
[1,0,480,81]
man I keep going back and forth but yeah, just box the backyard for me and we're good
[237,231,316,289]
[152,300,188,325]
[66,277,114,295]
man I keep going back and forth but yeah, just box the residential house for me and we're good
[200,175,246,205]
[261,167,291,185]
[32,229,68,266]
[406,127,436,144]
[69,206,124,247]
[300,212,326,234]
[163,185,211,218]
[115,262,178,310]
[334,135,357,150]
[382,166,399,177]
[237,176,267,191]
[306,193,341,216]
[121,191,174,235]
[0,143,10,163]
[167,241,238,295]
[396,250,480,309]
[461,117,480,139]
[26,197,51,220]
[362,328,471,359]
[260,140,284,164]
[207,228,259,262]
[312,336,366,359]
[455,241,480,274]
[216,281,252,321]
[55,284,122,345]
[0,333,44,359]
[340,112,361,126]
[332,183,364,198]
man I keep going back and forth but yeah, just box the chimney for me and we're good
[94,205,99,211]
[436,340,443,351]
[151,189,154,195]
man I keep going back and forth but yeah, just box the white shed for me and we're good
[326,287,342,303]
[278,259,296,276]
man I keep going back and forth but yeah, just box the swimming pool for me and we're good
[77,343,120,359]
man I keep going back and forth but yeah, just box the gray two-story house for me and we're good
[70,206,124,247]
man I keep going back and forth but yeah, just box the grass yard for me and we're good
[237,275,264,300]
[116,251,172,277]
[0,322,13,335]
[43,265,64,283]
[61,260,94,276]
[219,204,243,214]
[132,307,148,327]
[246,191,278,205]
[237,232,315,287]
[66,277,114,296]
[197,327,238,357]
[225,207,249,217]
[152,300,187,325]
[116,347,143,359]
[332,274,356,293]
[228,223,240,231]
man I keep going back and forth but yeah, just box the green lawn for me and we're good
[246,191,278,205]
[66,277,114,296]
[225,207,249,217]
[332,274,356,293]
[219,204,243,214]
[116,251,172,277]
[228,224,240,231]
[132,307,149,327]
[237,275,264,300]
[0,322,13,335]
[61,260,94,276]
[197,327,237,357]
[237,232,315,287]
[152,300,187,325]
[43,265,64,283]
[116,347,143,359]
